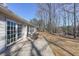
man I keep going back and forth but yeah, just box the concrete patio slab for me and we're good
[0,35,54,56]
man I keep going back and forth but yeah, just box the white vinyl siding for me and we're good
[0,14,6,52]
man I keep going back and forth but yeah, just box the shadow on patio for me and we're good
[0,36,52,56]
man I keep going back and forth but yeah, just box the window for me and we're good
[7,21,16,44]
[17,24,22,39]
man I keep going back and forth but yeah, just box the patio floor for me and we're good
[0,35,54,56]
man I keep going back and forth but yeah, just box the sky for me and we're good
[7,3,38,21]
[7,3,76,26]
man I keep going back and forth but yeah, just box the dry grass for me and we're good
[39,32,79,56]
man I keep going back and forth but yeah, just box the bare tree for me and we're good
[30,3,79,39]
[73,3,76,38]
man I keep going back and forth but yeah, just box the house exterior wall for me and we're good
[0,14,6,53]
[6,18,28,46]
[34,27,37,33]
[0,13,28,53]
[0,5,32,53]
[22,25,27,39]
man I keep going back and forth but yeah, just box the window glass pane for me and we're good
[7,34,10,39]
[7,21,10,26]
[7,31,10,35]
[7,26,10,30]
[11,38,13,42]
[7,39,10,44]
[11,22,13,26]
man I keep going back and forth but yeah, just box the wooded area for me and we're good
[30,3,79,39]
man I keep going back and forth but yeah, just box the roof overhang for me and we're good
[0,6,31,25]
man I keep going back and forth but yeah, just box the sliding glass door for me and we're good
[17,24,22,39]
[7,20,16,45]
[6,20,23,45]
